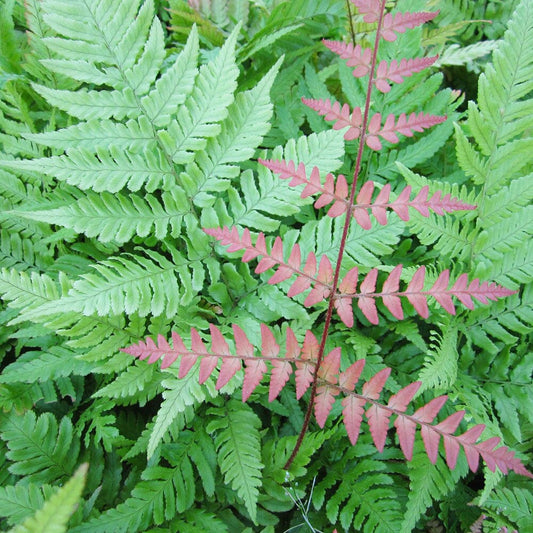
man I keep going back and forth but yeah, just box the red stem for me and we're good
[284,0,388,471]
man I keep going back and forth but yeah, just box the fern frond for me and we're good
[206,400,263,523]
[301,98,446,147]
[147,369,212,459]
[211,130,345,231]
[70,459,198,532]
[0,411,79,484]
[41,0,156,80]
[23,117,156,151]
[418,322,459,392]
[0,483,55,528]
[0,147,174,193]
[204,227,514,325]
[0,268,59,312]
[482,487,533,531]
[351,1,438,37]
[259,158,473,226]
[182,57,282,200]
[93,363,162,407]
[401,441,468,532]
[324,454,405,531]
[9,463,87,533]
[32,84,141,121]
[23,250,191,318]
[0,346,94,384]
[122,325,532,478]
[12,189,188,243]
[159,25,240,164]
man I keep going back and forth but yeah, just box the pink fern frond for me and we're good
[300,98,445,149]
[260,158,350,217]
[301,97,363,140]
[350,0,380,22]
[350,1,438,39]
[337,371,532,477]
[205,225,335,307]
[322,40,372,78]
[335,265,516,326]
[260,160,473,230]
[374,56,439,92]
[381,11,439,42]
[122,329,532,478]
[315,348,341,427]
[295,331,319,399]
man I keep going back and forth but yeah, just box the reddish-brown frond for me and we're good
[296,331,320,399]
[350,0,381,23]
[300,98,446,150]
[260,160,474,229]
[204,225,337,307]
[335,265,516,325]
[315,349,341,427]
[381,11,439,42]
[301,98,363,140]
[322,40,372,78]
[335,370,532,477]
[374,56,438,93]
[123,329,532,478]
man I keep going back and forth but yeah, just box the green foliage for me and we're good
[7,464,87,533]
[0,0,531,532]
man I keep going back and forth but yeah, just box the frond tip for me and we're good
[122,326,532,479]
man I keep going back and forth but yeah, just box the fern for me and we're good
[0,411,79,484]
[1,0,531,531]
[6,463,87,533]
[207,400,264,522]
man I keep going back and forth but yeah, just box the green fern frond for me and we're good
[0,411,79,484]
[23,116,156,152]
[71,434,213,533]
[401,441,468,532]
[21,249,199,319]
[147,366,214,459]
[93,362,162,407]
[184,56,283,202]
[295,215,403,271]
[218,130,345,231]
[8,463,87,533]
[0,346,93,384]
[473,207,532,262]
[0,230,54,271]
[0,382,57,415]
[0,483,55,528]
[435,41,498,67]
[418,319,459,392]
[141,26,199,127]
[1,147,175,193]
[408,215,475,261]
[41,0,156,83]
[170,509,229,533]
[312,443,406,533]
[13,189,188,244]
[159,25,240,165]
[207,399,263,523]
[482,487,533,531]
[0,267,59,311]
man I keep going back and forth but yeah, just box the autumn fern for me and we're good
[123,0,531,488]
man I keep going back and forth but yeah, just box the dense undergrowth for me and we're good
[0,0,531,532]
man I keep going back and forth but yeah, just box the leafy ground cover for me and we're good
[0,0,531,531]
